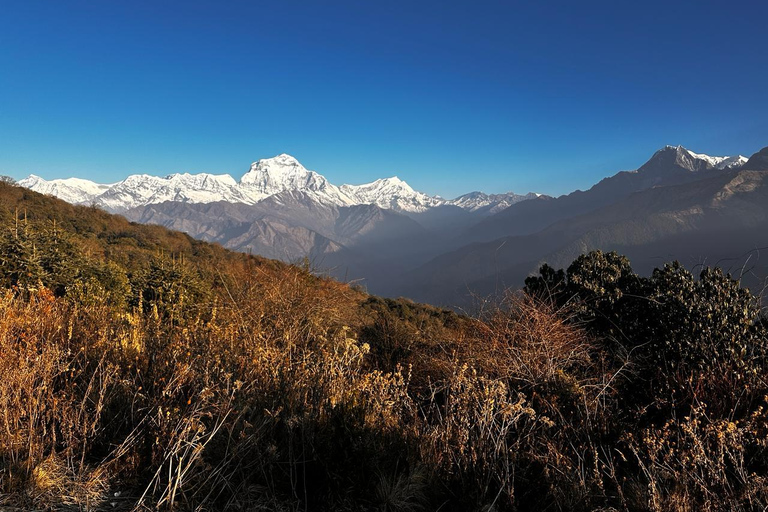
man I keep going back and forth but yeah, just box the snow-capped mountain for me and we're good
[22,147,743,216]
[684,149,748,170]
[341,177,443,212]
[652,145,748,173]
[94,173,255,212]
[446,191,542,214]
[240,154,355,206]
[19,175,112,204]
[18,153,538,214]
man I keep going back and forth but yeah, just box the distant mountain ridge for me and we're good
[19,153,539,214]
[461,145,750,243]
[122,189,427,263]
[399,145,768,306]
[15,144,765,307]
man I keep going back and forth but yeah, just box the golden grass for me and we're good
[0,198,766,510]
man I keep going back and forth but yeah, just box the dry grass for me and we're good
[0,211,767,510]
[628,400,768,512]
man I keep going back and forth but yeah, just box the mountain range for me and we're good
[19,153,539,214]
[18,145,768,307]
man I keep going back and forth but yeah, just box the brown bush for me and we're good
[1,199,767,511]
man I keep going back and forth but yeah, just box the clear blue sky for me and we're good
[1,0,767,198]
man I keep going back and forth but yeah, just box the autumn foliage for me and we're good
[1,183,767,511]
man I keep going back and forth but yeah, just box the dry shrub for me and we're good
[373,467,429,512]
[138,374,237,509]
[419,362,542,509]
[417,293,633,511]
[24,454,108,508]
[1,231,766,512]
[630,400,768,512]
[0,275,635,511]
[0,289,115,509]
[479,293,593,386]
[134,263,417,509]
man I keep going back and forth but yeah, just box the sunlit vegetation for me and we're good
[1,181,767,511]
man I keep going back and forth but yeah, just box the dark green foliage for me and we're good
[646,263,763,376]
[526,251,646,340]
[565,250,636,306]
[132,257,211,321]
[0,224,46,291]
[522,263,565,299]
[0,180,283,317]
[526,250,768,413]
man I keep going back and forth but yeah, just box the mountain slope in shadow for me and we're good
[461,145,747,244]
[399,150,768,307]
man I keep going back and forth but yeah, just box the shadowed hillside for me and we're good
[402,150,768,307]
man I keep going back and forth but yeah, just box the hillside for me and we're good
[0,180,281,275]
[2,178,768,511]
[402,149,768,306]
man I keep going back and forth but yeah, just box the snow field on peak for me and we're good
[649,146,748,174]
[18,175,112,204]
[680,148,748,170]
[18,154,540,214]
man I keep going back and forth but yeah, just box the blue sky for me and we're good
[1,0,766,198]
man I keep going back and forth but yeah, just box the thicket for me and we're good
[1,183,767,511]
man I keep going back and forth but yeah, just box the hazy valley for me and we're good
[21,144,768,307]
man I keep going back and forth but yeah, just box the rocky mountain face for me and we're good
[744,146,768,171]
[17,145,767,307]
[123,190,427,262]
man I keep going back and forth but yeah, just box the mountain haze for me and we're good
[404,147,768,306]
[462,145,749,244]
[16,145,767,307]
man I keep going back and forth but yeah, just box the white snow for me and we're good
[712,155,749,170]
[685,148,748,170]
[17,154,541,214]
[94,172,255,211]
[18,175,112,204]
[240,154,356,206]
[446,191,541,213]
[341,177,443,212]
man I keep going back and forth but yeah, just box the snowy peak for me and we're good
[343,177,415,198]
[341,176,441,212]
[164,172,238,187]
[447,191,542,213]
[712,155,749,170]
[17,175,111,204]
[684,149,748,170]
[241,154,308,185]
[95,172,252,212]
[17,153,541,214]
[644,145,747,174]
[375,176,412,191]
[240,154,353,205]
